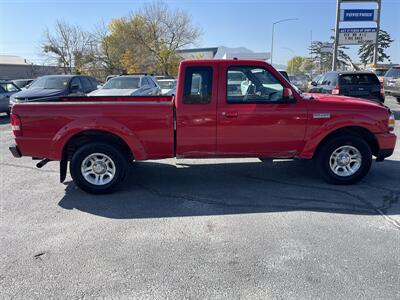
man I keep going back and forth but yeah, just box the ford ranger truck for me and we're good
[9,59,396,194]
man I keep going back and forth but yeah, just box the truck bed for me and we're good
[12,96,175,160]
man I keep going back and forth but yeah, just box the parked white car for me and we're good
[157,78,177,95]
[89,75,161,96]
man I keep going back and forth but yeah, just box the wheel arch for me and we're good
[312,126,379,158]
[62,129,135,162]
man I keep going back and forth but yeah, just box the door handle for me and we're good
[222,111,238,118]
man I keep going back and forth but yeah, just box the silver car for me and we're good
[0,81,20,115]
[89,75,161,96]
[384,66,400,103]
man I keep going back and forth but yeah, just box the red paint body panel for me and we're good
[215,60,307,157]
[13,99,174,160]
[10,60,396,163]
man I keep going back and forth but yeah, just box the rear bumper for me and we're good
[9,144,22,158]
[375,132,396,161]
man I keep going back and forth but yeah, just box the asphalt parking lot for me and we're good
[1,97,399,299]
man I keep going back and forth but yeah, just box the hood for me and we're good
[161,88,175,96]
[304,93,385,109]
[88,88,139,96]
[13,88,66,101]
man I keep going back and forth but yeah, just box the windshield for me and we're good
[385,67,400,78]
[0,82,19,92]
[374,69,387,76]
[30,77,70,89]
[158,80,176,89]
[103,77,140,89]
[13,80,31,89]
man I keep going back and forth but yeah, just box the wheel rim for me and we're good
[81,153,116,185]
[329,145,362,177]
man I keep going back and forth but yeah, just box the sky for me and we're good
[0,0,399,66]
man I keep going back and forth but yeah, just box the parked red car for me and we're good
[10,59,396,193]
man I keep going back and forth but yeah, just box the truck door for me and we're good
[175,64,218,157]
[217,64,307,157]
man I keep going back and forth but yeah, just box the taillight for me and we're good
[11,114,22,136]
[388,112,395,131]
[332,86,340,95]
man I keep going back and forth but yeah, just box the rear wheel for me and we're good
[396,97,400,104]
[315,135,372,185]
[70,142,128,194]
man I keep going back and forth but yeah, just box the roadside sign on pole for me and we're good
[338,28,377,45]
[340,9,377,22]
[321,43,334,53]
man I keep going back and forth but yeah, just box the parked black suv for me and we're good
[10,75,98,107]
[384,66,400,103]
[309,71,384,103]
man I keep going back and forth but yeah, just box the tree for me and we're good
[105,1,202,75]
[287,56,305,75]
[42,20,94,74]
[358,29,393,65]
[310,41,352,72]
[300,58,314,74]
[310,30,353,72]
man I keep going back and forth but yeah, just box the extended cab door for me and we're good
[217,62,307,157]
[175,63,219,157]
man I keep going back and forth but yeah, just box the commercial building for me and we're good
[0,55,64,80]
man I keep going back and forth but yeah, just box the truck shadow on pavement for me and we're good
[58,159,400,220]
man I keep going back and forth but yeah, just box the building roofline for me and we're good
[177,47,219,54]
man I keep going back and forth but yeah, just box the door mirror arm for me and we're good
[282,87,296,103]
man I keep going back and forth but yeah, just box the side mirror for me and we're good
[283,87,296,103]
[311,81,317,86]
[70,84,79,92]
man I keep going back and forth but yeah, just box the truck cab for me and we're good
[175,60,307,158]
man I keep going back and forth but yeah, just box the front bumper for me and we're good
[9,144,22,158]
[375,132,396,161]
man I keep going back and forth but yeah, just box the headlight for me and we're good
[388,112,395,131]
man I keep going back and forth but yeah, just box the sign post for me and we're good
[332,0,341,71]
[332,0,381,71]
[373,0,381,65]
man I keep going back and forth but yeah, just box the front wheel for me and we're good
[70,143,128,194]
[315,135,372,185]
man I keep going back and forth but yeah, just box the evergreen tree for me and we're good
[358,29,393,65]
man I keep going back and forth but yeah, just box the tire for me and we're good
[396,97,400,104]
[70,142,128,194]
[315,135,372,185]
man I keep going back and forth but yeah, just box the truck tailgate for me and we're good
[11,96,174,160]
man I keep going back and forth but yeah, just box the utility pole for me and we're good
[310,30,313,78]
[373,0,381,65]
[332,0,341,71]
[270,18,299,66]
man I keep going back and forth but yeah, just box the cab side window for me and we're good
[142,78,151,88]
[81,77,93,93]
[70,77,83,92]
[322,73,337,86]
[226,66,284,104]
[183,67,213,104]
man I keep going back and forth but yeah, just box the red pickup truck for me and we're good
[9,59,396,194]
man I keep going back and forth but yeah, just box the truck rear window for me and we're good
[339,74,380,86]
[183,67,213,104]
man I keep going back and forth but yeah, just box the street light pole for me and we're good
[270,18,299,66]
